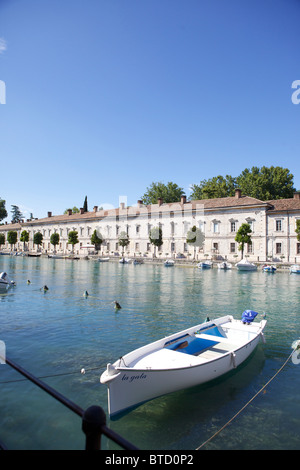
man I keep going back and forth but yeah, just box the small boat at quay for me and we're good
[290,264,300,274]
[197,261,213,269]
[164,260,175,266]
[98,257,110,262]
[217,261,232,270]
[262,265,276,273]
[100,312,267,417]
[236,258,257,271]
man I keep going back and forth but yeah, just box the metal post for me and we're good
[82,406,106,450]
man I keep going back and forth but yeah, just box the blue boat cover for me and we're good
[241,310,258,323]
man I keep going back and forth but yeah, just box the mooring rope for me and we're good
[196,342,300,450]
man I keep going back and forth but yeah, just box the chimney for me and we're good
[47,212,52,218]
[67,209,72,215]
[137,200,143,207]
[93,205,98,212]
[181,195,186,204]
[158,197,163,206]
[235,188,242,199]
[80,208,84,214]
[294,192,300,200]
[120,202,125,210]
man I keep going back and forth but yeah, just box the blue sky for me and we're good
[0,0,299,222]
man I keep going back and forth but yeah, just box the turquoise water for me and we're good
[0,256,300,450]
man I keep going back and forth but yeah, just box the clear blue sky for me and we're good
[0,0,299,222]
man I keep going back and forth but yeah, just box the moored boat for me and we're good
[197,261,212,269]
[217,261,232,270]
[290,264,300,274]
[236,258,257,271]
[0,272,15,291]
[262,265,276,272]
[164,260,175,266]
[100,312,266,417]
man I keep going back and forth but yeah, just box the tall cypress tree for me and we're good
[83,196,88,212]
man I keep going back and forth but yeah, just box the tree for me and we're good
[50,232,60,253]
[141,182,185,205]
[118,231,130,255]
[149,226,163,257]
[68,230,79,253]
[235,223,252,258]
[190,175,236,200]
[33,232,43,251]
[236,166,295,200]
[83,196,88,212]
[20,230,29,251]
[64,207,79,214]
[186,225,205,259]
[0,198,7,222]
[11,205,23,223]
[0,233,5,249]
[91,229,103,250]
[7,230,18,251]
[296,219,300,242]
[190,166,295,201]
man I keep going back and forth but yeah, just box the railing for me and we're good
[0,356,139,450]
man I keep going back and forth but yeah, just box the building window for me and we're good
[276,220,282,231]
[297,243,300,254]
[247,243,253,253]
[116,225,119,236]
[147,242,151,251]
[276,243,282,254]
[213,242,218,252]
[213,222,219,233]
[230,243,236,253]
[171,242,175,252]
[230,222,236,232]
[136,225,140,234]
[135,242,140,251]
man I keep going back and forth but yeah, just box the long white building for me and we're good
[1,189,300,263]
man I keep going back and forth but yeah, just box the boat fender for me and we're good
[107,363,118,376]
[260,332,266,344]
[231,352,237,368]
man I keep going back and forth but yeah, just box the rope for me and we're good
[196,344,299,450]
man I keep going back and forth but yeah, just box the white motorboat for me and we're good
[236,258,257,271]
[290,264,300,274]
[100,312,266,417]
[217,261,232,270]
[0,272,15,291]
[119,257,131,264]
[164,260,175,266]
[197,261,213,269]
[98,257,110,262]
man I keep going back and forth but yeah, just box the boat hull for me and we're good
[101,316,266,417]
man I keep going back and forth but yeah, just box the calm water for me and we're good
[0,256,300,450]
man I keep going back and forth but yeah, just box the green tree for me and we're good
[0,233,5,249]
[7,230,18,251]
[68,230,79,253]
[83,196,88,212]
[296,219,300,242]
[190,175,236,200]
[11,205,23,223]
[33,232,43,251]
[91,229,103,250]
[141,182,185,205]
[118,231,130,256]
[235,223,252,258]
[50,232,60,253]
[149,226,163,257]
[20,230,29,251]
[0,198,7,222]
[236,166,295,200]
[64,207,80,214]
[186,225,205,259]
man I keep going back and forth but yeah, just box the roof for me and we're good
[266,198,300,212]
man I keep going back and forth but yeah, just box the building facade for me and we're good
[1,190,300,263]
